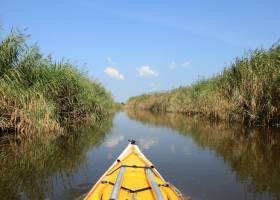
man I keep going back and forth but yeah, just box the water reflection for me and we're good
[1,111,280,200]
[139,138,158,149]
[127,109,280,199]
[104,135,124,148]
[0,116,113,200]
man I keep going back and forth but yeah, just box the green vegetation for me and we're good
[127,43,280,126]
[0,30,113,138]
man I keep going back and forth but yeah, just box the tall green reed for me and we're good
[0,30,113,137]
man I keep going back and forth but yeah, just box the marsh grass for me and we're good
[0,30,113,137]
[127,43,280,126]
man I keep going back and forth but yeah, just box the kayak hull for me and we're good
[84,142,184,200]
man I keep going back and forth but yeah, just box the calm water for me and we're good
[1,111,280,200]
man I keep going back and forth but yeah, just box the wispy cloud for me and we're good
[169,60,191,70]
[169,61,176,70]
[88,5,249,48]
[137,65,159,77]
[104,67,124,80]
[182,60,191,68]
[105,56,114,65]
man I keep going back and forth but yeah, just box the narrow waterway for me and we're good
[0,111,280,200]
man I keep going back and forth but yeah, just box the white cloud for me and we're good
[104,67,124,80]
[182,60,191,68]
[137,65,159,77]
[105,56,114,65]
[169,61,176,70]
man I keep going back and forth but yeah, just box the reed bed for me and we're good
[0,30,113,138]
[126,42,280,126]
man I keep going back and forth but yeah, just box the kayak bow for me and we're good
[84,140,184,200]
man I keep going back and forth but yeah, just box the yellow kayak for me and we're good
[84,140,184,200]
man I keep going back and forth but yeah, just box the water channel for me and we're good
[1,111,280,200]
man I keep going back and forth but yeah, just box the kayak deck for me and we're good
[84,141,183,200]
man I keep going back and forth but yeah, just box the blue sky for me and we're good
[1,0,280,102]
